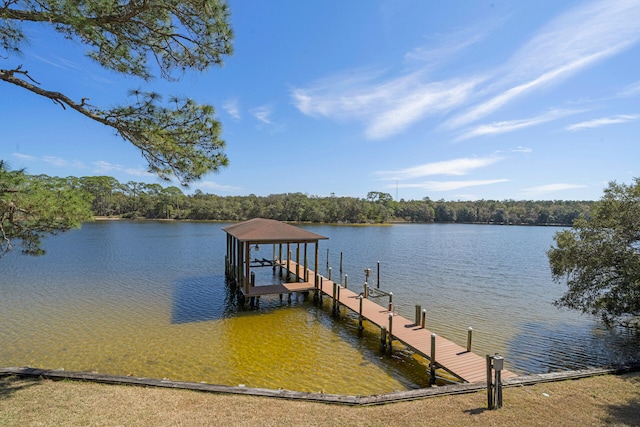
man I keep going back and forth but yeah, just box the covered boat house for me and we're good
[222,218,328,304]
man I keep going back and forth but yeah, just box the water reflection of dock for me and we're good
[223,218,517,384]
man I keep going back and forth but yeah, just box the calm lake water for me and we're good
[1,221,638,394]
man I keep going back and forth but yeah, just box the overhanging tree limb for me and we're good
[1,0,234,184]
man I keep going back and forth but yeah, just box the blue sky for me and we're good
[2,0,639,201]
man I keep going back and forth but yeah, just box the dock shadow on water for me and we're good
[171,275,236,324]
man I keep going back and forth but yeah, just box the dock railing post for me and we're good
[430,333,437,385]
[467,327,473,352]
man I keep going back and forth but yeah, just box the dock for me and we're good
[282,259,517,384]
[222,218,517,384]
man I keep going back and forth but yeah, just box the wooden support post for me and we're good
[430,333,437,385]
[486,355,493,409]
[296,244,300,280]
[364,282,368,299]
[287,293,292,304]
[250,272,255,287]
[328,267,332,281]
[387,313,393,356]
[286,244,291,281]
[421,309,426,329]
[358,295,364,336]
[467,327,473,352]
[344,274,348,289]
[380,326,387,353]
[305,269,309,282]
[326,248,329,268]
[339,252,343,274]
[377,261,380,289]
[415,304,422,325]
[332,282,338,315]
[388,292,393,312]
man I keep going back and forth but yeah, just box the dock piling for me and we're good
[421,309,426,329]
[430,333,437,385]
[467,327,473,352]
[344,274,348,289]
[415,304,422,325]
[358,295,364,336]
[387,313,393,356]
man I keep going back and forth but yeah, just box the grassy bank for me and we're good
[1,371,639,426]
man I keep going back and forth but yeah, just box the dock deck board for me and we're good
[244,259,517,384]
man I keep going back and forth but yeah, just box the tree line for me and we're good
[72,176,593,226]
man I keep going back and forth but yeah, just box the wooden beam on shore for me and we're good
[1,366,636,406]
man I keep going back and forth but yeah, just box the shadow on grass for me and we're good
[604,373,640,426]
[0,376,41,400]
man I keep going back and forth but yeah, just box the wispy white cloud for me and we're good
[223,98,241,120]
[521,183,587,196]
[291,0,640,142]
[13,153,38,162]
[251,105,274,124]
[43,156,85,169]
[617,80,640,98]
[456,109,580,140]
[376,156,502,181]
[13,153,86,170]
[404,20,494,65]
[92,161,150,177]
[566,114,640,131]
[511,146,532,153]
[291,25,489,140]
[394,179,509,192]
[292,70,484,140]
[445,0,640,130]
[194,181,243,193]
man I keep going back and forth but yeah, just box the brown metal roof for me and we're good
[222,218,328,243]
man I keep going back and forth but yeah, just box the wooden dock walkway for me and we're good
[277,260,517,384]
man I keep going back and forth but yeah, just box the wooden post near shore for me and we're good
[430,333,437,385]
[358,295,364,336]
[387,313,393,356]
